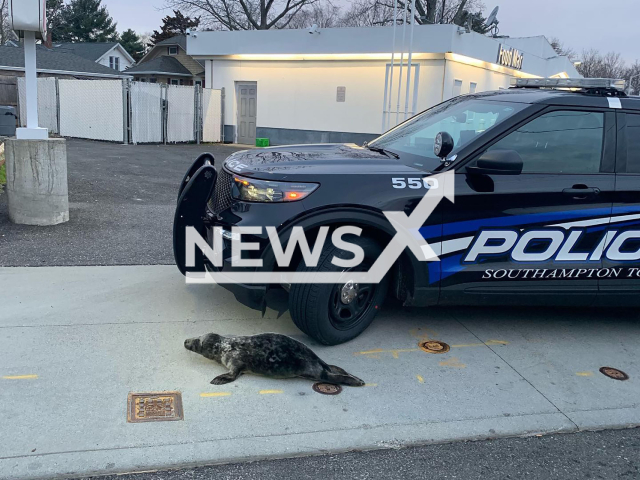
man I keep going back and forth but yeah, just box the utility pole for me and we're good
[7,0,69,226]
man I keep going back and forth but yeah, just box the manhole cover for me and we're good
[419,340,450,354]
[127,392,184,423]
[312,383,342,395]
[599,367,629,381]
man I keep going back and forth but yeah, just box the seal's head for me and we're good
[184,336,202,353]
[184,333,223,361]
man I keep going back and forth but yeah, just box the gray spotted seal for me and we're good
[184,332,365,386]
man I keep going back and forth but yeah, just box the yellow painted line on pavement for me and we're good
[576,371,594,377]
[439,357,466,368]
[354,348,419,358]
[451,340,509,348]
[363,383,378,387]
[416,375,425,384]
[355,340,509,359]
[3,374,38,380]
[200,392,232,397]
[259,389,283,395]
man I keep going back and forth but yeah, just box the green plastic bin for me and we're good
[256,138,270,147]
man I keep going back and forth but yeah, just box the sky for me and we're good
[103,0,640,64]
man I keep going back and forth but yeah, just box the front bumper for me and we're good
[174,156,297,311]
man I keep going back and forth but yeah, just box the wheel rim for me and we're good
[329,278,377,331]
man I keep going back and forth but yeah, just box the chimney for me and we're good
[44,31,52,49]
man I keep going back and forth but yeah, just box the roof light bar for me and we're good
[510,77,626,91]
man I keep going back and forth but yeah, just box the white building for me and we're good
[187,24,580,145]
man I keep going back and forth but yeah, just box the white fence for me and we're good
[59,79,125,142]
[18,79,223,144]
[18,77,59,134]
[131,82,163,144]
[166,84,196,143]
[203,88,222,143]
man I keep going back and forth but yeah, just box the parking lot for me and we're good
[1,140,639,480]
[0,140,244,267]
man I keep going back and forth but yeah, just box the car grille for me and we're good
[208,169,233,214]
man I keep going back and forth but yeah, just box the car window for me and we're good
[488,110,604,174]
[369,98,525,171]
[625,113,640,173]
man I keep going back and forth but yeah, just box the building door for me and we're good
[236,83,257,145]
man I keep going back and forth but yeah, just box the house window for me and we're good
[109,56,120,71]
[179,79,185,86]
[171,79,179,85]
[168,46,178,55]
[195,80,202,87]
[140,78,147,83]
[149,78,157,84]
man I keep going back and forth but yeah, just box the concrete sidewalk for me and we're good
[1,265,639,479]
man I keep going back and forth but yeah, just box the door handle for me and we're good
[562,186,600,199]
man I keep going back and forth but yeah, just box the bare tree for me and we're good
[164,0,321,30]
[601,51,626,79]
[283,2,341,28]
[0,0,18,45]
[625,61,640,95]
[548,37,576,61]
[338,0,485,30]
[339,0,397,27]
[166,0,487,31]
[576,48,627,79]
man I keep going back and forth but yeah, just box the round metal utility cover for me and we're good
[419,340,450,354]
[312,383,343,395]
[599,367,629,381]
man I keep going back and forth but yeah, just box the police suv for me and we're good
[174,78,640,345]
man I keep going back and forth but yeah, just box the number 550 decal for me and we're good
[392,177,439,189]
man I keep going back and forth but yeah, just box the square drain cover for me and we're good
[127,391,184,423]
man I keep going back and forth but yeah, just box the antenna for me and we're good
[486,6,500,37]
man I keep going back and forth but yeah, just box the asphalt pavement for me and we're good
[0,139,243,267]
[81,428,640,480]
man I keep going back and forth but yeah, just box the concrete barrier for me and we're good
[5,138,69,225]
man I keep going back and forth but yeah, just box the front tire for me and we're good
[289,236,389,345]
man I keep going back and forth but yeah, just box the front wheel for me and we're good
[289,236,389,345]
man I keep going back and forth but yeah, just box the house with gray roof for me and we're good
[0,44,132,79]
[53,42,135,72]
[125,35,204,86]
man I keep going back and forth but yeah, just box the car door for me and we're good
[599,111,640,302]
[439,107,616,306]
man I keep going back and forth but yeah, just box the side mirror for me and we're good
[467,149,523,176]
[434,131,454,160]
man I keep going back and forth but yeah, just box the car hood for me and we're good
[222,143,419,177]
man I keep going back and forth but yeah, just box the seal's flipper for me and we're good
[211,370,241,385]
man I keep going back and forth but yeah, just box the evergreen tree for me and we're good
[120,29,145,62]
[46,0,66,42]
[57,0,118,42]
[151,10,200,45]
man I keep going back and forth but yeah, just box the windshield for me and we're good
[369,97,527,170]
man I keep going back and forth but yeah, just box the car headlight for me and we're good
[231,174,319,202]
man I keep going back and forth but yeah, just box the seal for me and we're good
[184,332,365,386]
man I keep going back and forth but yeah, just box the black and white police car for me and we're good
[174,78,640,345]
